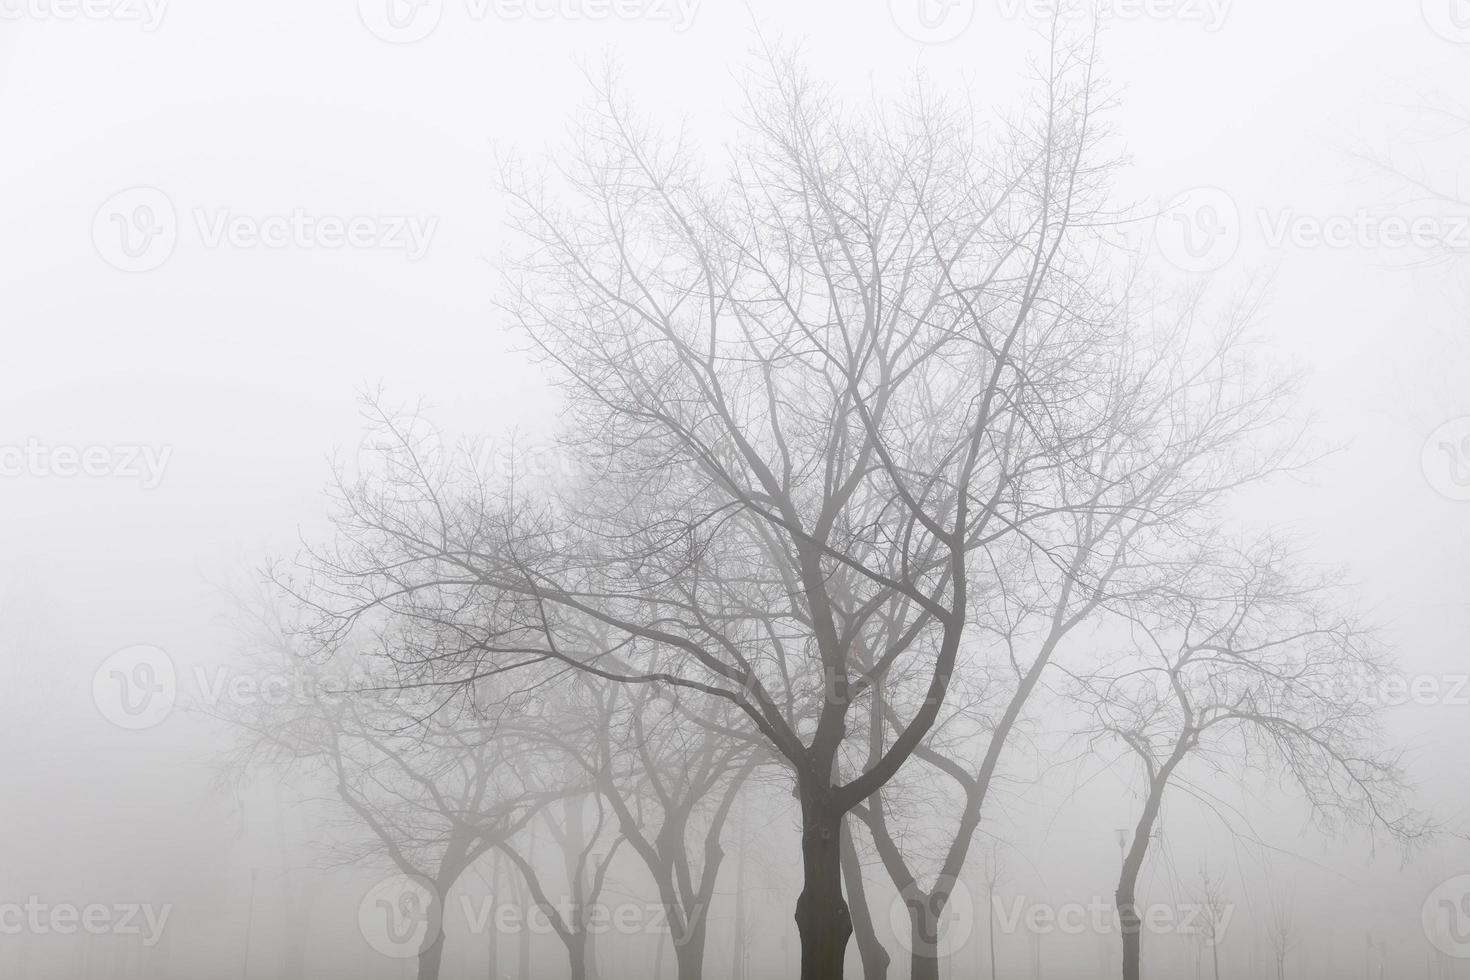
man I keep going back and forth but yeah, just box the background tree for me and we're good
[1191,863,1228,980]
[845,278,1297,979]
[218,615,566,980]
[511,675,761,980]
[493,792,625,980]
[1072,539,1424,980]
[1265,885,1295,980]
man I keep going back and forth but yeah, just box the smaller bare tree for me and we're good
[1191,864,1229,980]
[1265,887,1294,980]
[1071,538,1425,980]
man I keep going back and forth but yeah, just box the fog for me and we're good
[4,1,1470,978]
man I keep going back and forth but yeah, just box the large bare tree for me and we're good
[276,29,1356,979]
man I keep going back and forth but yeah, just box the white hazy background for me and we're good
[3,0,1470,976]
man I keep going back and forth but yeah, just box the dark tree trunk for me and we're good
[674,916,710,980]
[907,895,943,980]
[794,798,852,980]
[840,819,890,980]
[417,933,446,980]
[568,935,589,980]
[1117,741,1189,980]
[1117,876,1142,980]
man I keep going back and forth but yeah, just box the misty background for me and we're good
[3,0,1470,977]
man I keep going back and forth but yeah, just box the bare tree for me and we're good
[493,792,625,980]
[1073,540,1424,980]
[217,611,567,980]
[1265,885,1295,980]
[845,274,1296,980]
[270,21,1402,978]
[1192,863,1228,980]
[515,677,761,980]
[278,26,1142,978]
[839,816,891,980]
[982,843,1007,980]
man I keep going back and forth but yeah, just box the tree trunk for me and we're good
[1117,793,1161,980]
[1118,739,1191,980]
[907,895,943,980]
[417,933,446,980]
[840,819,890,980]
[1118,877,1142,980]
[518,908,531,980]
[674,918,710,980]
[1118,784,1169,980]
[568,935,589,980]
[732,824,747,980]
[987,888,996,980]
[794,799,853,980]
[488,855,501,980]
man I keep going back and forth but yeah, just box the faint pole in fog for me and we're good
[732,793,746,980]
[241,868,257,980]
[981,843,1005,980]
